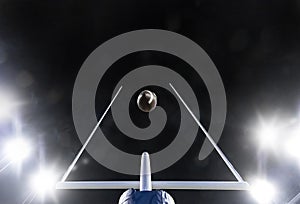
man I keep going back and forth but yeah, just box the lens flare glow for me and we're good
[4,138,31,162]
[0,95,16,119]
[30,169,57,197]
[250,179,276,204]
[285,134,300,159]
[257,124,278,149]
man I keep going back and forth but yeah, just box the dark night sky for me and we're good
[1,0,300,203]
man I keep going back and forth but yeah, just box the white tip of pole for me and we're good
[140,152,152,191]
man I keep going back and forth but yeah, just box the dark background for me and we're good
[0,0,300,203]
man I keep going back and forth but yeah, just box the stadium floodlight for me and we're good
[250,178,276,204]
[30,169,57,197]
[257,124,278,149]
[285,128,300,159]
[0,93,16,120]
[4,137,31,163]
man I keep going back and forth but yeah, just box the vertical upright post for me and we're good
[140,152,152,191]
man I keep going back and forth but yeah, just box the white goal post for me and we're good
[57,84,250,191]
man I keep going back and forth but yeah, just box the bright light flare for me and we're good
[285,134,300,159]
[4,138,31,162]
[257,124,278,149]
[0,95,16,119]
[30,169,57,197]
[250,179,276,204]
